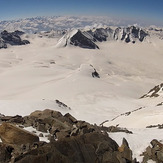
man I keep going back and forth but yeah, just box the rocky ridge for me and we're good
[0,109,139,163]
[0,109,162,162]
[56,26,149,49]
[0,30,30,49]
[141,83,163,98]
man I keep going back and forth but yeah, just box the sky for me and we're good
[0,0,163,26]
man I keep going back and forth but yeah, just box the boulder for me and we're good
[0,122,39,146]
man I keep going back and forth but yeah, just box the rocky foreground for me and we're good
[0,109,162,163]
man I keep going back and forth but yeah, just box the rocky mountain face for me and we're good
[70,30,99,49]
[57,26,149,49]
[141,83,163,98]
[0,30,30,49]
[113,26,149,43]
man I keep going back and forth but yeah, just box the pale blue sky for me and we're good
[0,0,162,26]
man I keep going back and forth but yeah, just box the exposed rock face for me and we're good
[118,138,133,162]
[13,132,134,163]
[70,30,99,49]
[101,125,133,134]
[0,122,39,146]
[114,26,149,43]
[0,38,7,49]
[0,30,30,49]
[142,139,163,163]
[88,28,109,42]
[141,83,163,98]
[57,26,149,49]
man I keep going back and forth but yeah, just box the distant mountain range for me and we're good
[1,16,163,34]
[0,15,163,49]
[1,25,163,49]
[56,26,150,49]
[0,16,122,33]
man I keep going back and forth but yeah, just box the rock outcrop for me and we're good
[56,26,149,49]
[0,122,39,146]
[70,30,99,49]
[142,139,163,163]
[0,30,30,49]
[0,109,137,163]
[0,38,7,49]
[141,83,163,98]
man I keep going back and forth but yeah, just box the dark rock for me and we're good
[139,29,148,42]
[156,102,163,106]
[100,125,133,134]
[0,38,7,49]
[125,34,131,43]
[91,28,108,42]
[1,115,24,124]
[0,30,30,48]
[92,70,100,78]
[12,30,25,36]
[70,30,99,49]
[0,143,13,163]
[141,83,163,98]
[57,26,149,49]
[39,133,43,137]
[55,100,71,110]
[13,132,125,163]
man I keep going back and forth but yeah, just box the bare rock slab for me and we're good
[0,122,39,146]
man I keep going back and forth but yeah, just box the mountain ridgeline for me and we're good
[56,26,149,49]
[0,30,30,49]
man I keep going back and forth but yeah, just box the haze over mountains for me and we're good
[0,16,121,33]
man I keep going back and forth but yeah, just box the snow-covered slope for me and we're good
[0,34,162,121]
[0,25,162,162]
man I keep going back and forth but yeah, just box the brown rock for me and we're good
[30,109,63,120]
[1,115,24,124]
[56,130,70,140]
[13,132,120,163]
[64,113,77,124]
[36,123,47,133]
[118,138,132,162]
[0,122,39,146]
